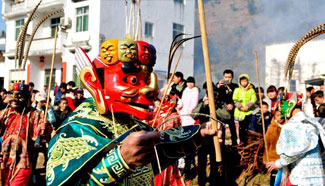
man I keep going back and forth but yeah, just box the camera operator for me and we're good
[216,69,238,146]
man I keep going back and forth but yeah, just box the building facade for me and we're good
[2,0,195,91]
[265,39,325,93]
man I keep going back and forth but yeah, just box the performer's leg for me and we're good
[184,152,195,181]
[238,115,251,144]
[2,169,9,186]
[9,166,32,186]
[197,143,207,186]
[270,170,278,186]
[208,139,218,186]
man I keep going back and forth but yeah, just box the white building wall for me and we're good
[2,0,195,90]
[99,0,195,78]
[265,39,325,93]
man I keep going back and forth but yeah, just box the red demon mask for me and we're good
[136,41,151,65]
[80,39,158,120]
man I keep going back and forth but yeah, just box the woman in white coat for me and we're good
[179,76,199,126]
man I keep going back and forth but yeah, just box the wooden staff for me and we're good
[43,27,58,133]
[254,51,269,162]
[198,0,222,162]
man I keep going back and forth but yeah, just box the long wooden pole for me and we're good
[198,0,222,162]
[43,27,58,131]
[254,51,269,162]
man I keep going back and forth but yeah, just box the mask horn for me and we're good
[80,66,108,114]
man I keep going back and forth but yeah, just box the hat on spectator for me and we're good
[77,88,84,94]
[35,92,46,102]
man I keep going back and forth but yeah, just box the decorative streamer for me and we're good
[285,23,325,80]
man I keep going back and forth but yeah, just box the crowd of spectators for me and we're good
[0,72,324,186]
[158,69,325,186]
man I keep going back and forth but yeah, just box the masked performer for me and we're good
[46,38,216,186]
[266,92,325,186]
[0,83,51,186]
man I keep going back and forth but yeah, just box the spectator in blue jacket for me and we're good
[250,101,271,133]
[54,83,67,106]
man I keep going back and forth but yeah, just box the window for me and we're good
[173,23,184,42]
[144,22,153,37]
[45,69,56,88]
[73,65,83,88]
[76,6,89,32]
[174,0,184,4]
[15,19,24,40]
[51,17,60,37]
[290,80,296,92]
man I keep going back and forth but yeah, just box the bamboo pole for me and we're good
[43,27,58,133]
[254,51,269,162]
[198,0,222,162]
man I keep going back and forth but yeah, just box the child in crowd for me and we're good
[75,88,85,107]
[313,90,325,117]
[233,74,257,144]
[266,85,279,115]
[277,87,285,99]
[66,89,76,111]
[263,110,285,186]
[250,101,271,134]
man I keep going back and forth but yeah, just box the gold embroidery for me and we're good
[124,164,154,186]
[46,129,98,185]
[107,150,128,178]
[66,101,129,136]
[160,128,192,141]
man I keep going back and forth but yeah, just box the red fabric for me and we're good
[2,166,32,186]
[0,108,49,185]
[66,96,76,111]
[286,177,297,186]
[54,85,58,95]
[154,164,184,186]
[271,99,279,115]
[151,109,184,186]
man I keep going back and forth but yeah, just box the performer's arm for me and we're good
[275,153,304,168]
[87,146,135,185]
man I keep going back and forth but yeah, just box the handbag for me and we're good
[216,104,231,120]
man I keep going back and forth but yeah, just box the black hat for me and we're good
[77,88,84,94]
[186,76,195,83]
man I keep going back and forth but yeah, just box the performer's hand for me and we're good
[201,122,223,143]
[120,131,160,167]
[266,161,277,172]
[40,121,46,131]
[0,152,3,163]
[200,122,217,137]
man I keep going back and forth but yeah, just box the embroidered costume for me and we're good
[274,92,325,186]
[0,83,51,186]
[275,111,325,185]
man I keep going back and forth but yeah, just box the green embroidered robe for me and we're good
[46,98,202,186]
